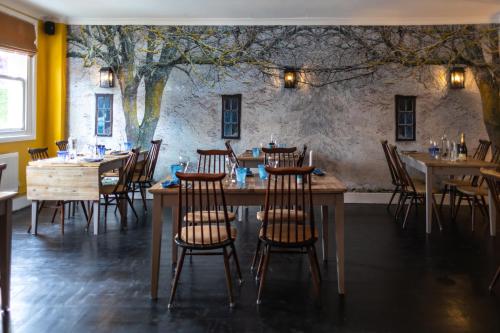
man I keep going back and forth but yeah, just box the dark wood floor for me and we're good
[2,201,500,333]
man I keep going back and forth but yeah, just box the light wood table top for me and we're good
[149,174,347,195]
[401,151,497,168]
[480,167,500,180]
[28,153,132,168]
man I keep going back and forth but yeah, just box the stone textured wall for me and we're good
[67,57,487,190]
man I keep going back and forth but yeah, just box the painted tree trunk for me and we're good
[117,66,140,146]
[474,68,500,150]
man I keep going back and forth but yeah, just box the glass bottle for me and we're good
[457,133,468,161]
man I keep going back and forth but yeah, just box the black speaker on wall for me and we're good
[44,21,55,35]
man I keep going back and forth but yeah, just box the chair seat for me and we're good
[259,223,318,244]
[102,171,119,178]
[101,184,127,195]
[442,179,473,187]
[256,209,307,222]
[456,185,488,197]
[412,180,440,195]
[178,225,237,245]
[184,210,236,223]
[101,176,119,186]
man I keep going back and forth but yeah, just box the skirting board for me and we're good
[12,193,456,212]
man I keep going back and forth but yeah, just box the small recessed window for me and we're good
[221,94,241,139]
[395,95,416,141]
[95,94,113,136]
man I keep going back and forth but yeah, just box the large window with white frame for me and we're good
[0,48,35,142]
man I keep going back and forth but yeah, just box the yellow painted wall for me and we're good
[0,22,67,194]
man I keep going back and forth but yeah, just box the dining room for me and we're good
[0,0,499,332]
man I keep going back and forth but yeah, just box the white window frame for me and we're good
[0,6,37,143]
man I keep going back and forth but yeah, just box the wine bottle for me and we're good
[457,133,467,161]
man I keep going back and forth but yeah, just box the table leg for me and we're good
[0,199,12,311]
[321,205,329,262]
[488,187,496,236]
[93,200,100,236]
[335,195,345,295]
[151,195,163,299]
[31,201,38,235]
[425,167,433,234]
[172,206,179,267]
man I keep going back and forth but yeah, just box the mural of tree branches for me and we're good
[68,24,499,149]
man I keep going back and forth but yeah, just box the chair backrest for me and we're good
[0,163,6,186]
[55,140,68,151]
[296,145,308,167]
[261,166,316,244]
[224,140,240,168]
[28,147,49,161]
[176,172,232,246]
[388,144,417,193]
[197,149,230,173]
[473,139,491,161]
[114,148,140,192]
[476,146,500,188]
[262,147,298,167]
[141,139,162,181]
[381,140,400,186]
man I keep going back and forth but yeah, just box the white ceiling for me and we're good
[1,0,499,25]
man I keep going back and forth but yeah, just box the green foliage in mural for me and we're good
[67,24,499,149]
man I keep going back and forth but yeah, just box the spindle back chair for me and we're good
[381,140,403,212]
[28,147,49,161]
[262,147,298,167]
[296,145,308,167]
[168,172,242,308]
[196,149,230,173]
[254,166,320,304]
[132,140,162,210]
[224,140,240,168]
[55,140,68,151]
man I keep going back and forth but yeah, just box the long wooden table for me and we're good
[0,191,15,312]
[400,152,498,235]
[26,154,139,235]
[238,151,264,168]
[149,174,347,299]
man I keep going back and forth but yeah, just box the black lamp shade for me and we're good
[99,67,114,88]
[450,67,465,89]
[284,68,298,88]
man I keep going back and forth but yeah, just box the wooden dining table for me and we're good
[237,151,265,168]
[0,191,15,312]
[26,152,144,235]
[400,152,498,235]
[149,174,347,299]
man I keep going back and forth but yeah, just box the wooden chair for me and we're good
[381,140,404,214]
[0,163,5,184]
[296,145,308,167]
[455,147,500,231]
[28,147,49,161]
[440,139,491,214]
[197,149,230,173]
[95,148,140,230]
[55,140,69,151]
[481,168,500,293]
[131,140,162,210]
[254,166,320,304]
[168,172,242,308]
[224,140,240,167]
[389,145,443,230]
[262,147,298,167]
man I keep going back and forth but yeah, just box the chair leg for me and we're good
[126,196,139,221]
[140,183,148,212]
[229,243,243,284]
[81,201,89,222]
[439,184,448,210]
[251,239,262,272]
[402,196,414,229]
[453,194,464,221]
[256,244,271,305]
[387,186,399,212]
[395,192,407,221]
[307,245,321,295]
[489,266,500,294]
[104,195,109,232]
[168,247,187,309]
[51,202,60,223]
[471,196,477,232]
[222,246,235,308]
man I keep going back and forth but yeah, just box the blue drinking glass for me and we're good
[98,145,106,157]
[123,142,132,151]
[170,164,183,182]
[252,147,260,158]
[257,164,268,180]
[236,167,247,184]
[278,143,286,148]
[57,150,68,161]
